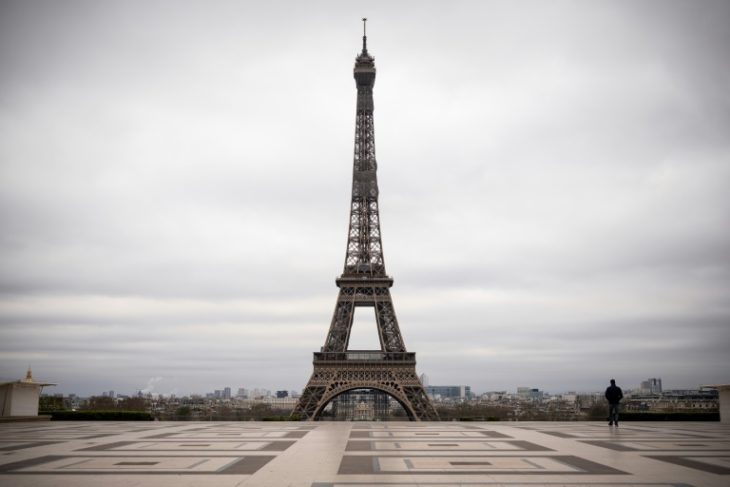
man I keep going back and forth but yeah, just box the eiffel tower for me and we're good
[293,20,439,421]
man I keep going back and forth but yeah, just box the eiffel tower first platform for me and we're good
[293,21,439,421]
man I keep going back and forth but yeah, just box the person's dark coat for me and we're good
[605,385,623,405]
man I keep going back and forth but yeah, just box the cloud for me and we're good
[1,0,728,395]
[140,376,163,395]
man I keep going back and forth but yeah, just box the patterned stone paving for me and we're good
[0,421,728,486]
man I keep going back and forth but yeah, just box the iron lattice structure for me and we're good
[293,23,439,421]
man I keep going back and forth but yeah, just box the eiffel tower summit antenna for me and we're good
[292,22,438,421]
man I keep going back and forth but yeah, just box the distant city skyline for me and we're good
[45,375,688,399]
[1,1,729,397]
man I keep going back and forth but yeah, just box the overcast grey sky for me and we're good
[1,0,728,397]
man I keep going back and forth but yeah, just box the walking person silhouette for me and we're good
[605,379,623,426]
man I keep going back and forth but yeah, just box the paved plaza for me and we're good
[0,421,728,486]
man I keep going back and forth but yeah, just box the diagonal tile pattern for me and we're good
[0,421,727,486]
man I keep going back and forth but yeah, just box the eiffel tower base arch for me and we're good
[293,352,439,421]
